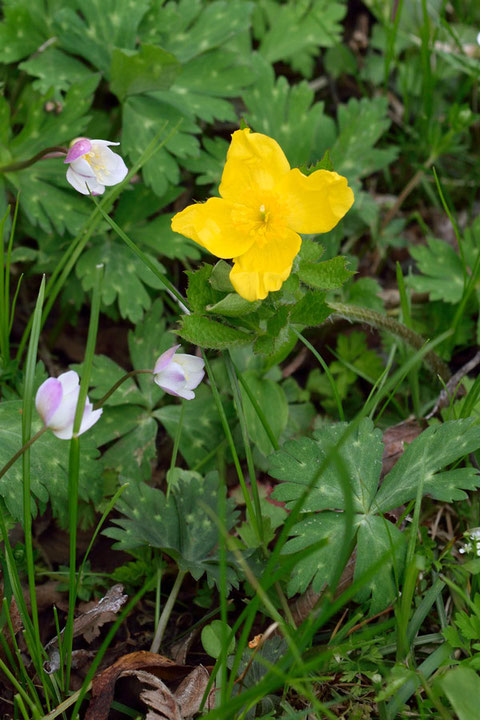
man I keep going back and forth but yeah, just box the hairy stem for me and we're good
[327,301,451,381]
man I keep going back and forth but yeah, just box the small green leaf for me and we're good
[209,260,235,292]
[290,291,331,326]
[298,256,354,290]
[186,264,223,314]
[202,620,235,659]
[408,237,465,303]
[110,44,180,99]
[298,150,334,175]
[298,238,325,263]
[176,315,252,349]
[208,293,261,317]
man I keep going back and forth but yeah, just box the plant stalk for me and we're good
[150,570,186,653]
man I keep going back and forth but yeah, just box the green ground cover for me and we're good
[1,0,480,717]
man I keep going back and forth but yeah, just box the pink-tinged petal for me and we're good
[35,378,63,426]
[47,385,80,434]
[65,138,91,163]
[153,345,181,374]
[78,402,103,436]
[154,362,186,392]
[66,166,105,195]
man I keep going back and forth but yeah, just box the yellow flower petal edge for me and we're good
[170,128,354,301]
[219,129,290,202]
[278,168,355,234]
[171,197,256,258]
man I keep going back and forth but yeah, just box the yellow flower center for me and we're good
[83,148,109,175]
[231,193,287,248]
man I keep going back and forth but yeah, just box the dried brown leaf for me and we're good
[85,651,196,720]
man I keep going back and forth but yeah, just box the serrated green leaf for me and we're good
[87,405,147,447]
[376,419,480,512]
[186,264,223,314]
[243,54,335,167]
[257,0,345,76]
[345,277,385,313]
[208,294,261,317]
[298,238,325,263]
[0,5,46,63]
[148,0,254,64]
[354,515,406,613]
[408,237,465,303]
[290,291,331,326]
[0,401,102,522]
[299,150,334,175]
[154,384,235,469]
[122,94,200,196]
[253,305,294,360]
[270,418,383,514]
[76,237,166,323]
[240,370,288,456]
[104,471,239,589]
[281,512,349,595]
[298,256,354,290]
[19,48,92,95]
[110,45,180,99]
[331,97,398,180]
[176,315,252,349]
[54,0,151,72]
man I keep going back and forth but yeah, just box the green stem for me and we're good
[327,301,451,381]
[293,328,345,421]
[0,426,48,481]
[92,369,152,409]
[0,146,67,173]
[150,570,186,654]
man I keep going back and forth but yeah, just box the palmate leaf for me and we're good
[375,419,480,511]
[408,236,466,303]
[256,0,346,77]
[0,401,102,522]
[76,236,166,323]
[270,418,383,514]
[243,54,335,167]
[104,471,240,589]
[330,96,398,181]
[269,418,480,607]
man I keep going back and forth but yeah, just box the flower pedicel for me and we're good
[171,128,354,302]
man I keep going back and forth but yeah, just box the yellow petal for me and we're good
[219,129,290,202]
[277,168,354,234]
[171,197,256,258]
[229,228,301,302]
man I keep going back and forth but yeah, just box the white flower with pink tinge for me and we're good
[153,345,205,400]
[35,371,102,439]
[64,137,128,195]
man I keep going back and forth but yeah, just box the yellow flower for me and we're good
[171,129,354,302]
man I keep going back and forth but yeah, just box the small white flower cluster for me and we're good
[458,527,480,557]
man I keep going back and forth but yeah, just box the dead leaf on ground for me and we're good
[85,650,201,720]
[44,584,128,674]
[121,665,213,720]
